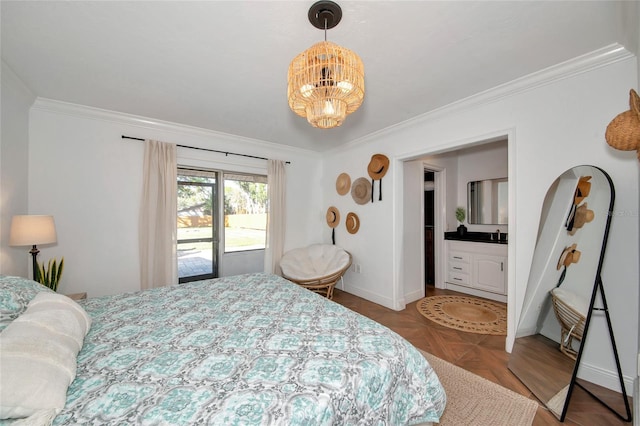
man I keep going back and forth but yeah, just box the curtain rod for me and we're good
[121,135,290,164]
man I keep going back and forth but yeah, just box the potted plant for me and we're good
[36,257,64,292]
[455,207,467,236]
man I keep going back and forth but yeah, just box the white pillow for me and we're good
[551,287,589,317]
[0,292,92,422]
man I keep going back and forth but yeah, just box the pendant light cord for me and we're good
[324,18,328,41]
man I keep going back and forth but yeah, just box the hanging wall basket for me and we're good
[605,89,640,160]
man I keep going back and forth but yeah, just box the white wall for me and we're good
[0,61,36,276]
[629,0,640,419]
[27,100,323,297]
[324,45,639,392]
[401,159,424,302]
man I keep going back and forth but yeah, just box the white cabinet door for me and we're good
[473,255,506,294]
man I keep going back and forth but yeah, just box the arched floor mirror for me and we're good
[508,165,632,422]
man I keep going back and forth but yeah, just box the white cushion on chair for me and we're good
[280,244,350,281]
[551,287,589,317]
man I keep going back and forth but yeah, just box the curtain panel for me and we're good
[264,160,286,275]
[140,139,177,289]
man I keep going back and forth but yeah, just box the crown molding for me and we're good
[29,43,633,158]
[332,43,634,153]
[30,98,320,159]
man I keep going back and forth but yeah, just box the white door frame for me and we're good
[422,163,446,289]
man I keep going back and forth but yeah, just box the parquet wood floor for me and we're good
[332,286,633,426]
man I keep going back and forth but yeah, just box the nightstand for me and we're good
[65,292,87,301]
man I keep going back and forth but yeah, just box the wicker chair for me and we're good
[280,244,352,299]
[550,287,589,360]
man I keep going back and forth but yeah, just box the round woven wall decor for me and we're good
[416,295,507,335]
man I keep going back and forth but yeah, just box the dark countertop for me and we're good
[444,231,508,244]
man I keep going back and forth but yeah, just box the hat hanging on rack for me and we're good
[351,177,372,205]
[367,154,389,202]
[326,206,340,244]
[605,88,640,161]
[557,243,581,270]
[573,176,592,205]
[555,243,581,288]
[336,172,351,195]
[569,203,595,235]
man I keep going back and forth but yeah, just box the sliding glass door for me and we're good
[177,170,218,283]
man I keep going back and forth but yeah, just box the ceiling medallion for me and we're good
[287,1,365,129]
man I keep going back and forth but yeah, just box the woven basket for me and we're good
[605,89,640,160]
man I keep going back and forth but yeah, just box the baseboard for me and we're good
[578,360,635,396]
[342,284,397,311]
[404,288,424,304]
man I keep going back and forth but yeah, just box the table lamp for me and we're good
[9,215,57,280]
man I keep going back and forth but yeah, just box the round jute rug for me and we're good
[416,295,507,335]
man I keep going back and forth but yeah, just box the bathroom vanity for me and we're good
[444,233,507,302]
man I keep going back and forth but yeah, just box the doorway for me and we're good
[424,170,435,287]
[177,169,219,283]
[403,136,509,300]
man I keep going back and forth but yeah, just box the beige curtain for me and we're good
[264,160,286,275]
[139,139,177,289]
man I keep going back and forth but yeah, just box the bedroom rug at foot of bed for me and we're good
[420,350,538,426]
[416,295,507,335]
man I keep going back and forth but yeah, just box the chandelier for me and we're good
[287,1,365,129]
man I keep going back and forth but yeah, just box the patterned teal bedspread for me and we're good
[55,273,446,425]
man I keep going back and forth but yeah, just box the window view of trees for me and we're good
[224,181,267,215]
[178,176,213,216]
[177,171,268,281]
[223,177,267,252]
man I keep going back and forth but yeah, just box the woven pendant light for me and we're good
[287,1,364,129]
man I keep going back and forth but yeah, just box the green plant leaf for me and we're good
[57,258,64,282]
[51,261,58,290]
[36,257,64,291]
[36,262,45,284]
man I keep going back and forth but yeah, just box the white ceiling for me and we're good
[1,1,636,152]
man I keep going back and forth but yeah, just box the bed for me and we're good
[0,273,446,425]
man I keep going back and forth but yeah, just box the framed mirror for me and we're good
[467,178,508,224]
[508,165,631,422]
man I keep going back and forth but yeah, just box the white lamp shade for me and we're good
[9,215,57,246]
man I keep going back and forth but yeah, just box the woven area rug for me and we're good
[416,295,507,335]
[420,350,538,426]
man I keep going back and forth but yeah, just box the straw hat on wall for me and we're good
[367,154,389,202]
[326,206,340,228]
[326,206,340,245]
[345,212,360,234]
[351,177,372,205]
[336,173,351,195]
[557,243,581,270]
